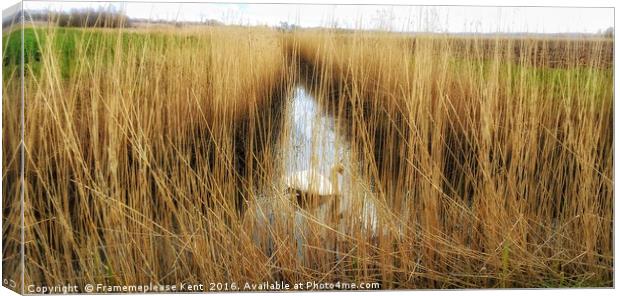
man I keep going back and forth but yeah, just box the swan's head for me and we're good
[331,162,345,174]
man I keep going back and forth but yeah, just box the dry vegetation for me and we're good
[286,30,613,287]
[2,19,613,291]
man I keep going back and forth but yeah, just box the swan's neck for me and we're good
[329,168,340,196]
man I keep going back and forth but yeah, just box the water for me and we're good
[285,84,380,232]
[285,86,348,180]
[251,85,379,264]
[286,85,348,262]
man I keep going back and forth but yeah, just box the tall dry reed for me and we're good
[1,22,613,290]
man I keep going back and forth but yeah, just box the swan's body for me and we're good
[250,162,386,268]
[283,163,344,210]
[284,170,335,196]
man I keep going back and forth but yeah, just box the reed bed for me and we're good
[1,22,614,291]
[3,24,293,289]
[286,30,613,287]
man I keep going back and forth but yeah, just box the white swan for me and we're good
[250,162,384,267]
[283,163,345,210]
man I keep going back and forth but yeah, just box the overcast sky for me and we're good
[20,1,615,33]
